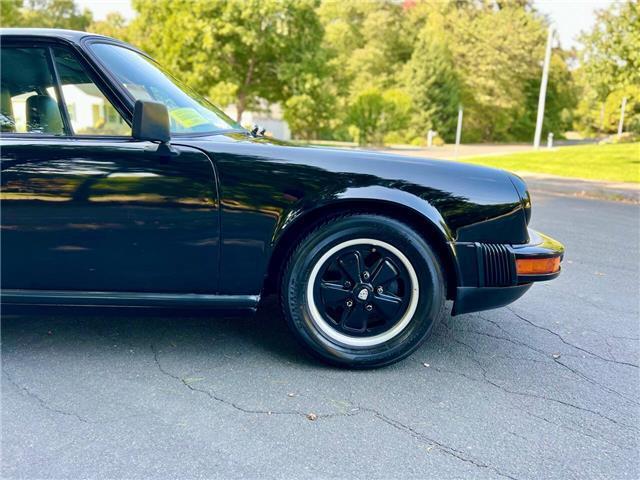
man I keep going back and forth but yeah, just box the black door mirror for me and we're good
[132,100,170,143]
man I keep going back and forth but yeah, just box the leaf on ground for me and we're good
[183,377,205,384]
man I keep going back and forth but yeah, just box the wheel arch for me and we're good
[264,195,458,300]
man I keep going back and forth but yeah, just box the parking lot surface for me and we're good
[2,192,638,479]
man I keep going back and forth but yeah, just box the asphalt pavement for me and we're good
[2,192,639,480]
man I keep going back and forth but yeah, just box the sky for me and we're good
[534,0,616,48]
[76,0,617,50]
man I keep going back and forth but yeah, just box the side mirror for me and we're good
[132,100,170,143]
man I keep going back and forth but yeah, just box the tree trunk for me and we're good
[236,95,246,123]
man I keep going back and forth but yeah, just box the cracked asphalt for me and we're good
[2,192,638,480]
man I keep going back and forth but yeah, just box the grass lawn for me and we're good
[461,142,640,183]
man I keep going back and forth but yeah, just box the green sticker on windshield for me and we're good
[169,108,209,128]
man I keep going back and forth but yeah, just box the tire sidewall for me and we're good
[283,215,445,368]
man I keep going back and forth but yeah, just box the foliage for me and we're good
[1,0,92,29]
[284,89,335,141]
[509,50,578,141]
[402,19,460,142]
[463,143,640,184]
[129,0,323,122]
[2,0,631,144]
[346,87,411,146]
[579,0,639,96]
[575,1,640,135]
[603,86,640,134]
[89,12,130,41]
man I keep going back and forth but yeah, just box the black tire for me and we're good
[281,214,446,368]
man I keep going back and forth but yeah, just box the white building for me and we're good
[225,101,291,141]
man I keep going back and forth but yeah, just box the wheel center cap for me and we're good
[357,288,369,301]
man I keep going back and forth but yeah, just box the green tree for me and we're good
[284,84,335,141]
[579,1,639,96]
[0,0,23,26]
[1,0,92,29]
[317,0,411,91]
[130,0,324,122]
[575,1,640,135]
[89,12,130,41]
[509,50,577,140]
[402,23,461,142]
[444,2,548,141]
[346,87,410,145]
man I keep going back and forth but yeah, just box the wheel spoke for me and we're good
[320,282,351,307]
[341,304,368,332]
[338,250,363,283]
[372,292,403,320]
[370,258,398,286]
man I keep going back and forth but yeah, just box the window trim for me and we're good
[45,45,74,136]
[0,132,137,141]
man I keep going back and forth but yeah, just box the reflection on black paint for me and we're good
[1,141,220,293]
[2,133,527,297]
[189,134,525,294]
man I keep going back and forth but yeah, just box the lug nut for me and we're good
[346,299,354,307]
[362,271,370,280]
[376,286,383,294]
[344,281,352,288]
[365,304,373,312]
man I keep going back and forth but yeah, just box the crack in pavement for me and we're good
[152,344,519,479]
[2,369,91,424]
[506,308,639,368]
[536,282,633,317]
[364,408,520,480]
[426,364,633,452]
[150,344,360,419]
[2,368,154,426]
[452,314,640,407]
[427,333,638,433]
[552,357,639,406]
[522,409,632,451]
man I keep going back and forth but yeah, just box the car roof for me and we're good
[0,28,114,44]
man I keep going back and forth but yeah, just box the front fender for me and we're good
[272,185,453,247]
[267,187,460,299]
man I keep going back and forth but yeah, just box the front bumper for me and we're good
[452,228,564,315]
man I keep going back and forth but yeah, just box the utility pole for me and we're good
[618,97,627,138]
[455,106,463,157]
[534,26,553,149]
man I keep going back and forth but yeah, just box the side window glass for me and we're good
[51,47,131,136]
[0,47,64,135]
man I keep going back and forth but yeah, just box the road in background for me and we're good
[381,139,598,161]
[2,193,638,479]
[384,142,640,203]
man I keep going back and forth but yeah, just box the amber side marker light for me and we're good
[516,257,561,275]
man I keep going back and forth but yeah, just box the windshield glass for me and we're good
[90,43,241,135]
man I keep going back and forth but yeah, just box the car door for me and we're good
[0,42,220,294]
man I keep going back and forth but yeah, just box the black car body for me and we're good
[0,29,564,367]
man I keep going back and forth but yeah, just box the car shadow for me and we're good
[1,298,515,374]
[0,295,326,368]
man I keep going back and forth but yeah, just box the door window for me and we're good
[0,47,64,134]
[51,47,130,136]
[1,45,131,136]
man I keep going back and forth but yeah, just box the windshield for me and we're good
[90,43,241,135]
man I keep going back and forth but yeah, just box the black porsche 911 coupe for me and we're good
[0,29,564,367]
